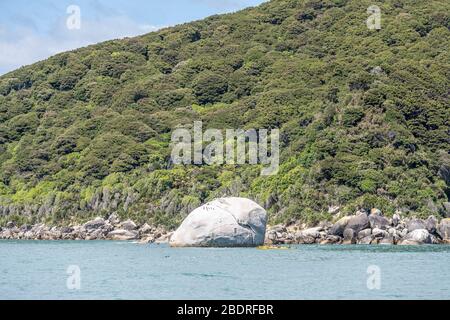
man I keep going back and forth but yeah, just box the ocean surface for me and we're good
[0,240,449,300]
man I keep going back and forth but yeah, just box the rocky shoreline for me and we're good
[0,214,172,244]
[266,209,450,245]
[1,209,449,245]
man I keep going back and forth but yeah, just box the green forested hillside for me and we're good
[0,0,449,228]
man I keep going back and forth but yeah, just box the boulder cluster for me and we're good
[1,207,450,246]
[266,209,450,245]
[0,214,170,243]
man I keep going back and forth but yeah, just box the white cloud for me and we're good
[0,16,161,75]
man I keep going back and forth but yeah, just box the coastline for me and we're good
[1,209,449,245]
[0,214,171,244]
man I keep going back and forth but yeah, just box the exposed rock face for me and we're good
[346,213,370,233]
[295,227,322,244]
[392,213,401,227]
[329,216,351,236]
[358,229,372,239]
[343,228,356,244]
[425,216,438,234]
[264,208,449,246]
[169,197,267,247]
[83,217,106,230]
[406,219,426,232]
[400,229,432,245]
[372,228,389,239]
[438,219,450,241]
[369,215,390,230]
[358,235,374,244]
[442,203,450,218]
[120,219,138,231]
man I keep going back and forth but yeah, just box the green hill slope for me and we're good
[0,0,449,227]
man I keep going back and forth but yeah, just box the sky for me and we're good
[0,0,266,75]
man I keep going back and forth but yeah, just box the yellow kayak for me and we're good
[257,245,289,250]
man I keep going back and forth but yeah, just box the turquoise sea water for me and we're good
[0,240,449,300]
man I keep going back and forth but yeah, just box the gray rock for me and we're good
[155,232,173,244]
[83,217,105,230]
[406,219,426,232]
[6,221,15,229]
[301,227,323,238]
[399,228,409,238]
[107,213,120,225]
[392,213,401,227]
[388,227,396,235]
[346,213,370,233]
[170,197,267,247]
[369,214,390,230]
[442,202,450,218]
[107,229,139,240]
[139,223,153,235]
[343,228,356,244]
[400,229,432,245]
[320,235,342,245]
[425,216,438,234]
[329,216,351,236]
[270,225,287,233]
[372,228,388,238]
[61,227,74,234]
[19,224,31,232]
[120,219,137,231]
[295,232,316,244]
[379,236,394,245]
[356,209,369,216]
[438,219,450,241]
[138,236,155,244]
[358,228,372,239]
[358,235,374,244]
[370,66,384,75]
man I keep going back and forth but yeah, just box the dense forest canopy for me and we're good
[0,0,449,228]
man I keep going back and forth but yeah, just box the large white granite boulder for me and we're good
[169,197,267,247]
